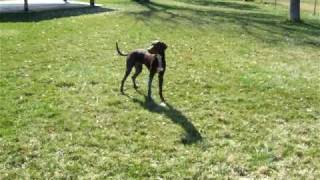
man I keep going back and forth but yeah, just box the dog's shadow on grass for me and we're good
[130,93,202,145]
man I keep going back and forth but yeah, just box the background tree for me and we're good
[24,0,28,11]
[314,0,318,15]
[290,0,301,22]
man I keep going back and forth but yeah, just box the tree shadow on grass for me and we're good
[131,95,202,145]
[175,0,260,10]
[130,0,320,47]
[0,6,113,22]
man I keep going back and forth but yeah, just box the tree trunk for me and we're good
[290,0,300,22]
[24,0,28,11]
[90,0,95,6]
[314,0,318,15]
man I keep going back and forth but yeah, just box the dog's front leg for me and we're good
[158,72,165,103]
[147,71,156,100]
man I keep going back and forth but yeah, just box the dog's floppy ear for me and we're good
[147,45,156,54]
[148,41,159,54]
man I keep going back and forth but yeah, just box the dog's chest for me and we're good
[156,54,164,72]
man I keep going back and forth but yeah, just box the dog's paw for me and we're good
[159,102,167,107]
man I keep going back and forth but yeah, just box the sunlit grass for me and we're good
[0,0,319,178]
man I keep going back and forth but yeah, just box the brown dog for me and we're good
[116,41,168,103]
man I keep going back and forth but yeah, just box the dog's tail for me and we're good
[116,42,128,56]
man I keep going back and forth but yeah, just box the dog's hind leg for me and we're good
[120,62,134,94]
[132,63,142,89]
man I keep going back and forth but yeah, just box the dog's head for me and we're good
[148,40,167,54]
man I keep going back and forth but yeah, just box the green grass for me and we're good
[263,0,319,14]
[0,0,320,178]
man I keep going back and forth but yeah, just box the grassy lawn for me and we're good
[262,0,319,14]
[0,0,319,178]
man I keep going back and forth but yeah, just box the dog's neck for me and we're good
[158,51,165,60]
[148,49,165,57]
[156,54,163,72]
[148,49,166,72]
